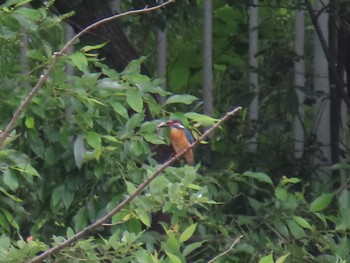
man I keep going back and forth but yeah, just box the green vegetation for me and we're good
[0,1,349,262]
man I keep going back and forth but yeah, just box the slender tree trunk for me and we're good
[110,0,121,13]
[65,24,75,76]
[294,7,305,159]
[312,0,331,178]
[329,0,341,181]
[203,0,213,117]
[248,0,259,152]
[157,27,167,105]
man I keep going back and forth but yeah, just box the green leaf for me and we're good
[109,101,128,119]
[69,52,88,71]
[126,181,136,195]
[51,186,64,207]
[74,135,86,169]
[130,140,144,156]
[276,253,291,263]
[1,209,19,230]
[293,216,312,229]
[0,234,11,252]
[136,209,151,227]
[165,94,198,105]
[164,250,182,263]
[309,193,334,212]
[25,116,35,129]
[286,219,305,238]
[123,56,146,74]
[13,163,40,177]
[3,168,18,191]
[143,133,166,144]
[179,223,197,243]
[85,132,102,149]
[259,253,274,263]
[243,172,273,186]
[73,208,88,232]
[184,112,219,126]
[127,88,143,113]
[14,7,41,21]
[81,42,107,52]
[183,241,205,257]
[275,187,287,201]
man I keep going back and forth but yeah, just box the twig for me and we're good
[207,235,243,263]
[0,0,175,150]
[28,106,242,263]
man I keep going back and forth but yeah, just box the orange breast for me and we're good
[169,128,194,165]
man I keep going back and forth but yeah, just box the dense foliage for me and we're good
[0,1,349,263]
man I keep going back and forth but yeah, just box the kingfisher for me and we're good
[157,120,195,166]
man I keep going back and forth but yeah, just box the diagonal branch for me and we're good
[28,106,242,263]
[0,0,175,150]
[208,235,243,263]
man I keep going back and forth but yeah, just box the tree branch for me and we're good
[207,235,243,263]
[0,0,175,150]
[28,106,242,263]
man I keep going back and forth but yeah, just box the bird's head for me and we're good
[157,119,185,130]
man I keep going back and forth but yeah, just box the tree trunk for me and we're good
[53,0,146,73]
[248,0,259,152]
[157,27,167,105]
[293,7,305,159]
[312,0,331,178]
[203,0,213,117]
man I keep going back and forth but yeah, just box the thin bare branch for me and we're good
[208,235,243,263]
[0,0,175,150]
[28,106,242,263]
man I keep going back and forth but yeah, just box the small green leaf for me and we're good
[143,133,166,144]
[293,216,312,229]
[0,234,11,252]
[74,135,86,169]
[243,172,273,186]
[276,253,291,263]
[81,42,107,52]
[13,163,40,177]
[109,101,128,119]
[164,250,182,263]
[185,112,219,126]
[126,181,136,194]
[3,168,18,192]
[25,116,35,129]
[286,219,305,238]
[51,186,64,207]
[259,253,274,263]
[179,223,197,243]
[136,209,151,227]
[73,208,88,232]
[183,241,205,257]
[165,94,198,105]
[69,52,88,71]
[85,132,102,149]
[275,186,287,201]
[14,7,41,21]
[130,140,144,156]
[127,88,143,113]
[310,193,334,212]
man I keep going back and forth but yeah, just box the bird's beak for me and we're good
[157,122,168,128]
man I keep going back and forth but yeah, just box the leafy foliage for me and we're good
[1,1,350,263]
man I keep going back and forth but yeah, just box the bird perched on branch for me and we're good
[157,120,195,166]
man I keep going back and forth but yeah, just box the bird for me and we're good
[157,120,195,166]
